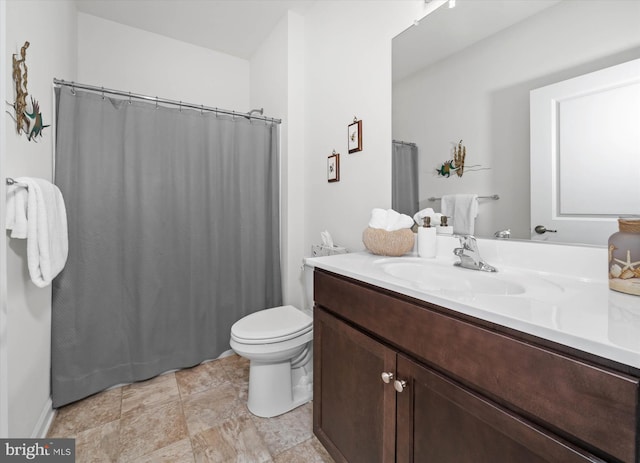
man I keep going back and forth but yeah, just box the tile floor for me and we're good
[47,354,334,463]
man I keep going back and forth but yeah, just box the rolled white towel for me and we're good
[414,208,444,227]
[368,208,414,231]
[413,208,434,226]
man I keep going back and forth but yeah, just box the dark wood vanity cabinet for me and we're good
[313,269,640,463]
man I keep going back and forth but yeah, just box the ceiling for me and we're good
[76,0,315,60]
[393,0,561,83]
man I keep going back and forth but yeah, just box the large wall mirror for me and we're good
[392,0,640,245]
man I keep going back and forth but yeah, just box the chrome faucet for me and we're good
[494,228,511,239]
[453,235,497,272]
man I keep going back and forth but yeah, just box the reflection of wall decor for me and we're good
[453,139,466,177]
[348,117,362,153]
[8,41,49,142]
[436,140,490,178]
[328,150,340,182]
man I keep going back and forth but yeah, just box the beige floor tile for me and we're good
[47,388,122,438]
[176,361,230,397]
[182,382,247,436]
[118,400,188,462]
[46,356,333,463]
[121,373,180,415]
[220,355,249,385]
[273,437,335,463]
[191,414,272,463]
[219,355,250,401]
[128,438,195,463]
[74,419,121,463]
[251,402,313,456]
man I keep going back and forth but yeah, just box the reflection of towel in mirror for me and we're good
[5,177,68,287]
[369,208,414,231]
[413,208,443,227]
[441,194,478,235]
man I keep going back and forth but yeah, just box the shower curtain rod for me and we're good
[392,139,417,147]
[53,78,282,124]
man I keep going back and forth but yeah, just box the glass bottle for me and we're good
[608,218,640,296]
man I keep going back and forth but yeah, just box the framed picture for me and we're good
[348,119,362,153]
[328,152,340,182]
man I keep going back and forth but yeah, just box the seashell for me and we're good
[610,264,622,278]
[635,268,640,278]
[620,269,635,280]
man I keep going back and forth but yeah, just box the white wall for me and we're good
[0,0,441,437]
[2,0,77,438]
[393,0,640,239]
[303,1,431,254]
[77,13,250,110]
[250,11,306,309]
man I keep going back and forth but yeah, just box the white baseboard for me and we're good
[31,396,55,438]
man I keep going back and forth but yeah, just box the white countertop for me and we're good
[305,238,640,370]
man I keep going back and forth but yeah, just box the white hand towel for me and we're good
[441,194,478,235]
[5,183,29,238]
[368,208,414,231]
[14,177,69,288]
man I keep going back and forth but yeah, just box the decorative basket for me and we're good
[362,227,415,257]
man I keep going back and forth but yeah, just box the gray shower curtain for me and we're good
[392,141,419,216]
[51,87,282,407]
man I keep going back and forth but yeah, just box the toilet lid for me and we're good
[231,305,313,343]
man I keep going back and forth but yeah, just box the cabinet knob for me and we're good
[381,372,394,384]
[394,379,407,393]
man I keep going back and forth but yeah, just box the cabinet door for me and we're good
[396,355,605,463]
[313,307,396,463]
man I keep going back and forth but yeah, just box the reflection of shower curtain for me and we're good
[51,87,282,407]
[392,141,419,216]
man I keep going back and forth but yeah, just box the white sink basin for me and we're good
[374,258,564,298]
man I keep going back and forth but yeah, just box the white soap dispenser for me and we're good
[418,216,437,258]
[437,215,453,235]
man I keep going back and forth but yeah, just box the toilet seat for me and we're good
[231,305,313,345]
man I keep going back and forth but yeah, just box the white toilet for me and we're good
[230,263,314,418]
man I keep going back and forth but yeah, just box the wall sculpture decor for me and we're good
[7,41,49,142]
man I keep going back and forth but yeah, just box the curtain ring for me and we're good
[71,84,76,95]
[201,104,204,115]
[155,97,158,109]
[179,101,182,112]
[101,87,105,100]
[128,92,132,104]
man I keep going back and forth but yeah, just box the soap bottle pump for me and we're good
[418,216,437,258]
[437,215,453,235]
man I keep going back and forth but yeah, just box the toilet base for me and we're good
[247,357,313,418]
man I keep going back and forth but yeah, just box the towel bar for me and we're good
[428,194,499,202]
[5,178,28,188]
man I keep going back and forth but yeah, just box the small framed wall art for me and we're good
[328,151,340,182]
[348,117,362,153]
